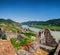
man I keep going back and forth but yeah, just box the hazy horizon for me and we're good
[0,0,60,22]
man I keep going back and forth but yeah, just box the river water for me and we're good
[22,25,60,42]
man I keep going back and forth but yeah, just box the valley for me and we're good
[0,0,60,55]
[0,19,60,55]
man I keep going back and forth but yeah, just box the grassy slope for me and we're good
[0,19,35,35]
[10,38,33,50]
[0,19,36,50]
[0,19,22,33]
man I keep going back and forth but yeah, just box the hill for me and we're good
[0,18,21,33]
[21,18,60,26]
[46,19,60,26]
[0,18,35,39]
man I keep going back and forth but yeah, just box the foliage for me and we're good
[10,38,21,50]
[31,25,60,31]
[22,32,35,37]
[21,18,60,31]
[10,38,33,50]
[2,35,7,40]
[20,38,33,46]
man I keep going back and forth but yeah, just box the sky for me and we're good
[0,0,60,23]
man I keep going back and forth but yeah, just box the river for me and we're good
[22,25,60,42]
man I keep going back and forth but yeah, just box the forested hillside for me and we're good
[21,18,60,26]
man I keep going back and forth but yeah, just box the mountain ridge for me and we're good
[21,18,60,26]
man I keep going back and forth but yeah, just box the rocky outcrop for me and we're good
[0,28,6,39]
[17,34,26,41]
[18,48,48,55]
[54,43,60,55]
[37,29,57,47]
[0,28,4,38]
[5,33,17,40]
[17,42,48,55]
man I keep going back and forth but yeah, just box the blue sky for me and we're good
[0,0,60,23]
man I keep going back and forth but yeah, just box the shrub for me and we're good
[58,40,60,43]
[10,38,33,50]
[2,35,7,40]
[20,38,33,46]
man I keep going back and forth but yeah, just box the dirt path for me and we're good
[0,40,17,55]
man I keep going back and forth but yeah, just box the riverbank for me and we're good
[30,25,60,31]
